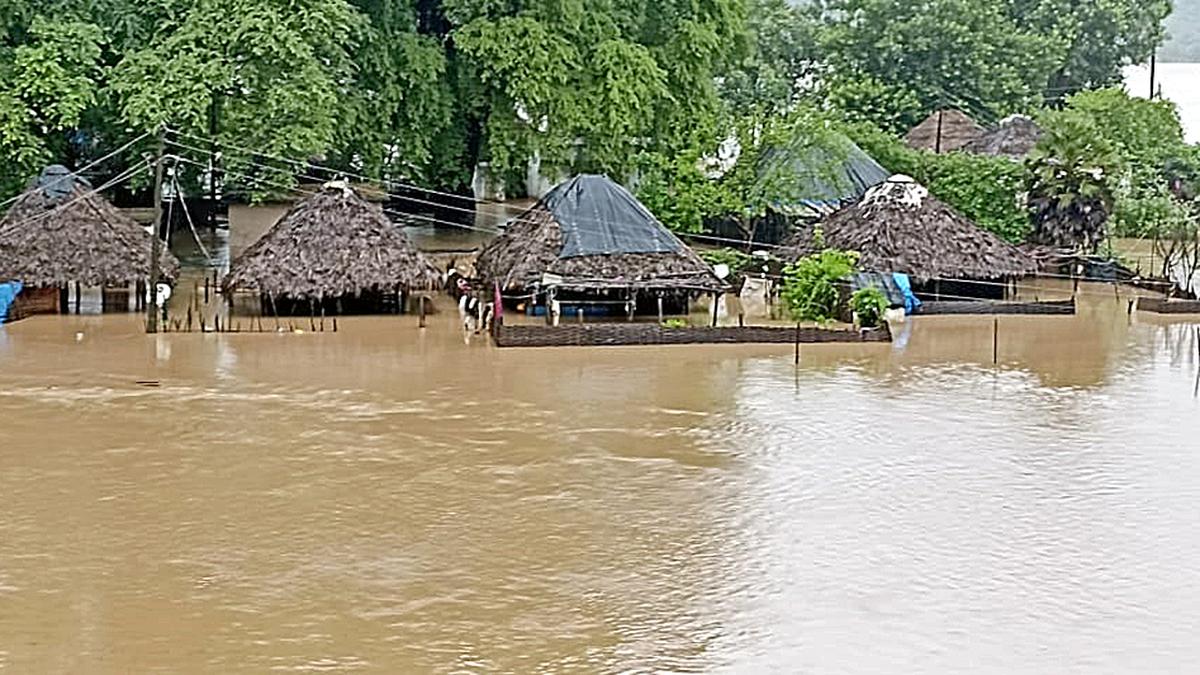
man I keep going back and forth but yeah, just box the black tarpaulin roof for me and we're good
[36,165,90,205]
[756,133,890,212]
[539,175,683,258]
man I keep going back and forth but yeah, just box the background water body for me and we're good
[1123,63,1200,143]
[2,286,1200,673]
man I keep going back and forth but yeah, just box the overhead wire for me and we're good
[166,130,1177,302]
[0,160,152,235]
[181,155,1161,303]
[0,130,153,211]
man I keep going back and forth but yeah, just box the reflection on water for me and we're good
[3,282,1200,672]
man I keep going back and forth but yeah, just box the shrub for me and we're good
[850,287,888,328]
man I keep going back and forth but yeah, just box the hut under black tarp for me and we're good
[0,165,179,317]
[782,175,1036,299]
[757,133,891,215]
[223,182,441,315]
[476,175,724,316]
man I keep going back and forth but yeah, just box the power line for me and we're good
[169,135,1169,297]
[170,156,505,237]
[0,160,152,235]
[0,130,153,211]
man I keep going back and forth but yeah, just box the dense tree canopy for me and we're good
[0,0,1188,211]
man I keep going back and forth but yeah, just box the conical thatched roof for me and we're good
[782,175,1036,281]
[0,165,179,286]
[475,175,724,293]
[223,183,440,297]
[963,115,1043,160]
[757,132,890,214]
[905,109,985,154]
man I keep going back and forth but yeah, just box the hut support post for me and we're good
[711,293,719,327]
[146,127,167,334]
[627,290,636,322]
[74,281,81,314]
[59,285,68,314]
[794,323,801,365]
[419,294,427,328]
[657,296,664,324]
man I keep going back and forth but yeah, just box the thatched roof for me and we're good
[223,183,440,297]
[757,132,890,215]
[475,175,724,293]
[963,115,1043,160]
[905,109,985,154]
[781,175,1036,281]
[0,165,179,287]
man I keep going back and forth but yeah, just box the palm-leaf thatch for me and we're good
[963,115,1043,160]
[223,183,440,298]
[781,176,1036,281]
[905,109,985,154]
[0,165,179,286]
[475,175,724,293]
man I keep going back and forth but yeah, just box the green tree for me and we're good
[813,0,1055,132]
[1005,0,1172,95]
[1027,110,1118,251]
[0,16,105,196]
[110,0,364,192]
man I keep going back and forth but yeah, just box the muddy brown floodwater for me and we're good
[3,283,1200,673]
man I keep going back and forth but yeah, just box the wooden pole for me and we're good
[419,294,427,328]
[993,318,999,365]
[1149,53,1157,100]
[577,307,583,325]
[74,281,81,314]
[710,293,719,327]
[656,296,664,324]
[794,322,801,365]
[146,127,167,333]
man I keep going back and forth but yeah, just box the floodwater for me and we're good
[3,281,1200,673]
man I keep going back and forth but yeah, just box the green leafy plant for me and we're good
[661,318,689,329]
[779,248,858,323]
[850,287,888,328]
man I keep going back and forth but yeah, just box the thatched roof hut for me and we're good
[0,165,179,286]
[905,109,985,154]
[782,175,1036,281]
[223,182,440,298]
[963,115,1043,160]
[757,132,890,215]
[475,175,723,293]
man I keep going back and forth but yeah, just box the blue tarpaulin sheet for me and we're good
[0,281,24,325]
[892,273,921,315]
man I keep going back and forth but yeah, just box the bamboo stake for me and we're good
[794,322,801,365]
[993,318,999,365]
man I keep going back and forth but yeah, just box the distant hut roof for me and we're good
[475,175,724,293]
[0,165,179,286]
[757,132,891,214]
[963,115,1043,160]
[223,182,440,297]
[905,109,985,154]
[781,175,1036,281]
